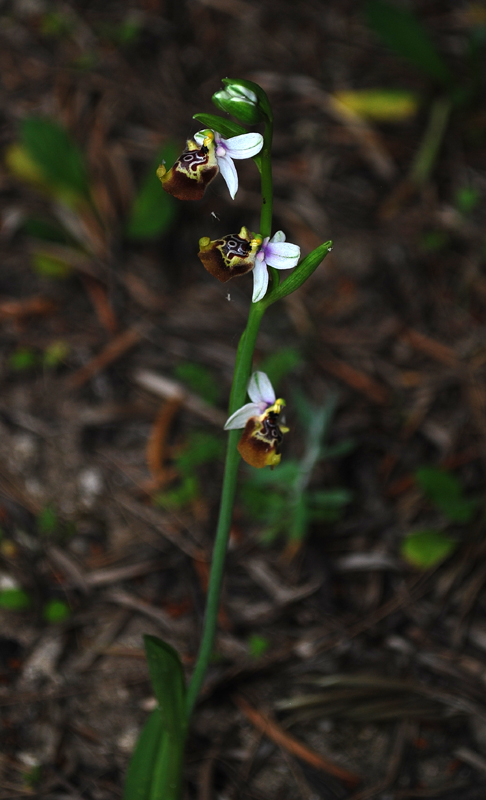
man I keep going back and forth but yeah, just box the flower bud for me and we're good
[212,79,270,124]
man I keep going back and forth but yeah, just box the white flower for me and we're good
[194,129,263,200]
[252,231,301,302]
[224,371,278,430]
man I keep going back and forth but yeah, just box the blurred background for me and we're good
[1,1,486,798]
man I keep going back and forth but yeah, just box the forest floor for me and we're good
[1,1,486,798]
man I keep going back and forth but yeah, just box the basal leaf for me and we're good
[143,635,185,737]
[192,113,247,138]
[21,117,90,199]
[123,709,165,800]
[126,143,178,240]
[366,0,453,85]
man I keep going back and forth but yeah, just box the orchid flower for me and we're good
[198,228,301,302]
[193,129,263,199]
[157,129,263,201]
[251,231,300,302]
[224,371,288,468]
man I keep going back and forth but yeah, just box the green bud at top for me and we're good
[212,78,273,125]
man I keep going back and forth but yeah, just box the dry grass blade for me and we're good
[233,695,362,788]
[66,326,144,389]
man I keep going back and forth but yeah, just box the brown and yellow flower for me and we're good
[224,371,289,468]
[157,128,263,201]
[198,227,261,283]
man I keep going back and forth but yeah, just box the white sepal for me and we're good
[248,371,275,406]
[222,132,263,159]
[252,257,269,303]
[224,402,261,430]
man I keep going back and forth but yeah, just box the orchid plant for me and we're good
[123,78,333,800]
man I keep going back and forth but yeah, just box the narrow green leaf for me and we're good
[262,241,333,306]
[123,709,165,800]
[126,144,178,240]
[366,0,453,85]
[143,635,185,736]
[192,113,247,138]
[401,529,457,569]
[21,117,90,199]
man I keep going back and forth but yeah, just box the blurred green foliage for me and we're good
[173,362,220,405]
[43,599,71,623]
[37,505,59,537]
[401,529,457,569]
[257,347,302,391]
[416,466,478,523]
[401,467,478,569]
[241,393,353,546]
[126,143,177,240]
[9,347,37,371]
[0,588,32,611]
[247,634,270,658]
[154,431,223,511]
[366,0,452,86]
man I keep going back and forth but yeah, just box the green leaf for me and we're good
[257,347,302,390]
[21,117,90,200]
[0,588,31,610]
[126,144,178,240]
[366,0,453,85]
[263,241,333,306]
[43,599,70,623]
[123,709,184,800]
[192,113,247,139]
[173,362,220,405]
[415,467,477,523]
[401,529,457,569]
[143,635,185,737]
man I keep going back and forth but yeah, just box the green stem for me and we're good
[185,301,265,721]
[185,116,275,722]
[259,119,273,238]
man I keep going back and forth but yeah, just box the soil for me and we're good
[1,1,486,799]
